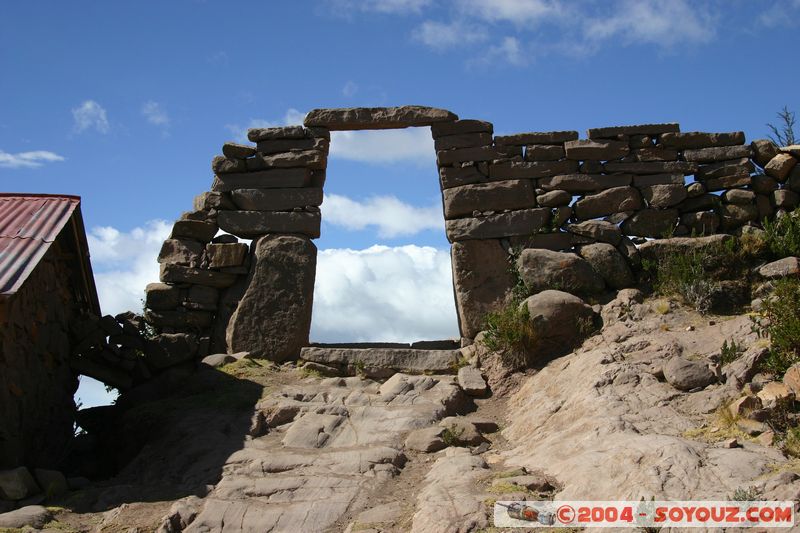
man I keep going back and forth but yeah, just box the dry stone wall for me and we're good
[140,106,800,363]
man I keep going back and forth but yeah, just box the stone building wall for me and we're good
[141,106,800,363]
[0,236,80,469]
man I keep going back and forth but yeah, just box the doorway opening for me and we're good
[308,127,460,345]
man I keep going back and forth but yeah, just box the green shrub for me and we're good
[720,339,743,366]
[644,248,720,314]
[482,302,536,369]
[762,211,800,259]
[759,278,800,376]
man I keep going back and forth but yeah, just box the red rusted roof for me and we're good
[0,194,82,296]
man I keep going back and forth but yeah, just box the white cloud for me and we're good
[330,128,435,163]
[311,245,458,343]
[330,0,432,14]
[87,219,171,316]
[758,0,800,27]
[483,36,528,66]
[72,100,109,134]
[141,100,170,127]
[0,149,64,169]
[583,0,716,47]
[412,19,489,49]
[342,80,359,97]
[457,0,566,25]
[322,193,442,238]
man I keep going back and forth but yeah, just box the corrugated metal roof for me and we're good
[0,194,81,296]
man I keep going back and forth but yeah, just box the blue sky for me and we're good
[1,1,799,404]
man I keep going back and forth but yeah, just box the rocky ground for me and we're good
[6,293,800,532]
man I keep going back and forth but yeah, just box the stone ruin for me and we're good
[67,106,800,388]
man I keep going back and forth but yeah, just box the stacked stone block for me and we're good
[135,105,800,360]
[142,125,329,363]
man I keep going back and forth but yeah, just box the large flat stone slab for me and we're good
[442,180,535,219]
[230,187,323,211]
[299,347,461,378]
[304,106,457,130]
[217,210,321,239]
[445,208,549,241]
[211,168,311,191]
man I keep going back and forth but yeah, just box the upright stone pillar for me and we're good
[226,234,317,361]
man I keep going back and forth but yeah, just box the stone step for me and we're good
[299,347,462,378]
[309,340,460,350]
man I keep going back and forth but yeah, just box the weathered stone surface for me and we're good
[247,125,309,142]
[588,123,679,139]
[495,131,578,145]
[170,220,217,243]
[773,189,800,208]
[194,191,235,211]
[489,159,578,179]
[664,356,715,391]
[230,187,323,212]
[757,382,794,408]
[704,174,753,192]
[751,139,779,166]
[782,145,800,157]
[438,417,485,446]
[680,211,720,235]
[510,232,583,251]
[405,427,446,453]
[640,184,687,208]
[517,249,604,295]
[695,158,753,181]
[564,139,629,160]
[256,137,328,155]
[305,106,457,130]
[411,448,490,532]
[145,283,181,310]
[451,239,514,339]
[158,238,203,266]
[637,234,733,262]
[144,333,198,369]
[211,168,311,191]
[145,306,212,328]
[211,156,246,174]
[678,193,721,213]
[0,505,52,528]
[159,263,237,288]
[621,209,679,238]
[765,153,797,180]
[217,210,321,239]
[536,189,571,207]
[183,284,219,309]
[457,367,487,396]
[756,194,774,220]
[683,145,752,163]
[719,203,758,230]
[222,142,256,159]
[686,182,706,197]
[632,173,684,187]
[722,189,755,205]
[443,180,535,218]
[574,186,642,219]
[659,131,745,149]
[752,174,779,194]
[31,469,67,497]
[439,164,487,189]
[567,220,622,245]
[206,243,248,269]
[227,235,316,361]
[250,150,325,170]
[438,145,520,166]
[631,146,678,162]
[299,347,459,377]
[604,161,698,174]
[539,173,631,193]
[431,119,492,137]
[784,363,800,395]
[758,257,800,279]
[445,208,550,241]
[0,467,39,500]
[201,353,236,368]
[578,243,635,289]
[525,144,565,161]
[521,290,596,354]
[434,131,492,151]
